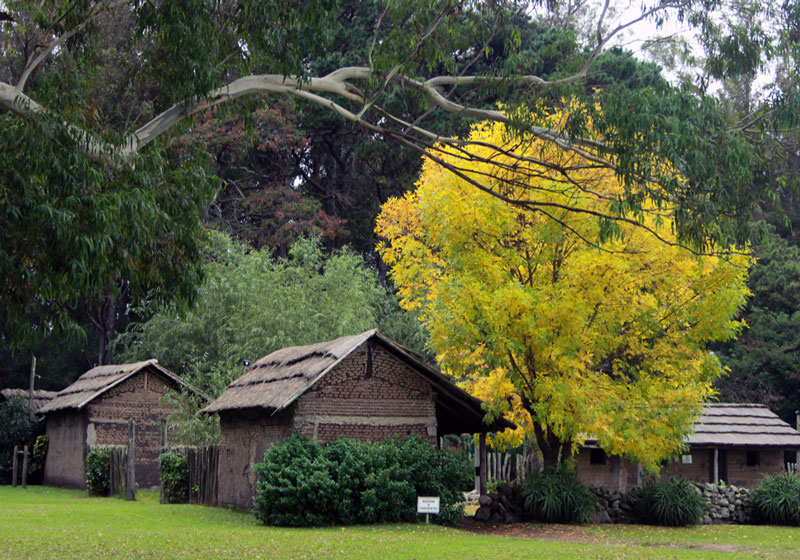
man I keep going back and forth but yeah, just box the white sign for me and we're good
[417,496,440,515]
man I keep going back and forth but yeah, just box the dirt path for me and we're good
[458,518,747,553]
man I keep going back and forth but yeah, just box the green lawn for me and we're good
[1,486,797,559]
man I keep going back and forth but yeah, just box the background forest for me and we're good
[1,0,799,435]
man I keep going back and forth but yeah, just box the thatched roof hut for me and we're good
[203,329,512,434]
[687,403,800,447]
[40,359,202,489]
[1,388,58,413]
[204,329,514,507]
[40,359,197,414]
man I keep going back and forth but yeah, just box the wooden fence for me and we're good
[470,447,540,484]
[161,445,219,506]
[107,445,128,496]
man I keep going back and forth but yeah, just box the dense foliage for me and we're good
[635,478,705,527]
[522,464,595,523]
[253,435,472,527]
[0,395,43,484]
[377,110,751,467]
[750,473,800,526]
[117,231,429,399]
[159,452,189,504]
[85,447,111,496]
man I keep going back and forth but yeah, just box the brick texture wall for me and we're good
[293,342,437,444]
[575,449,640,492]
[85,368,178,489]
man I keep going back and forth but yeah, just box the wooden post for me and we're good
[479,433,487,495]
[126,420,136,500]
[713,447,719,484]
[28,355,37,420]
[12,445,18,487]
[21,445,29,489]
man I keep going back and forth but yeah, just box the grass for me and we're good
[1,486,798,559]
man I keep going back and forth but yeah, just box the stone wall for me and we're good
[472,482,754,525]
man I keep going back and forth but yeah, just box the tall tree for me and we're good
[377,111,751,469]
[116,231,429,397]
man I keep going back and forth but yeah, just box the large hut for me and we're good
[39,359,200,489]
[576,403,800,491]
[202,329,514,508]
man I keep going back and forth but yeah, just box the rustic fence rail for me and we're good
[161,445,219,506]
[470,447,540,484]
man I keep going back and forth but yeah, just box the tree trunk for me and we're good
[533,422,572,468]
[97,296,116,365]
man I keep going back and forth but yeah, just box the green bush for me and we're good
[85,448,111,496]
[635,477,705,526]
[253,434,472,527]
[0,395,42,484]
[29,435,48,484]
[522,464,596,523]
[160,451,189,504]
[750,473,800,526]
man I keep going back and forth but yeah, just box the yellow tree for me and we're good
[376,110,752,470]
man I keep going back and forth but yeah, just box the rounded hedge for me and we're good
[750,473,800,526]
[160,451,189,504]
[85,448,110,496]
[635,477,705,526]
[522,464,596,523]
[253,434,472,527]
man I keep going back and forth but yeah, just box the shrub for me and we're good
[160,451,189,504]
[635,477,705,526]
[253,434,472,527]
[85,448,111,496]
[750,473,800,526]
[523,464,596,523]
[0,395,42,484]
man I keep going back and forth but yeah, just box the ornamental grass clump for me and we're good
[635,477,705,526]
[750,473,800,526]
[522,464,595,523]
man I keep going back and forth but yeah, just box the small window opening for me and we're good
[590,448,607,465]
[746,450,760,467]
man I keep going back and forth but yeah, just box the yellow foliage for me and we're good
[376,106,752,470]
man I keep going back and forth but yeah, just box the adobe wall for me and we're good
[217,409,293,508]
[574,449,640,492]
[43,410,87,488]
[293,342,437,445]
[86,368,177,489]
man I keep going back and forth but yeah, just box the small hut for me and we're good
[0,388,58,415]
[577,403,800,491]
[202,329,514,508]
[39,359,201,489]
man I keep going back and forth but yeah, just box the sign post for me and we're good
[417,496,440,524]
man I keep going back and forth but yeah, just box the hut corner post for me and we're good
[126,420,136,500]
[796,410,799,468]
[479,433,487,496]
[713,448,719,484]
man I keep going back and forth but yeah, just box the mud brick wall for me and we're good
[86,369,178,489]
[44,410,88,488]
[293,342,437,445]
[217,409,293,508]
[575,450,640,492]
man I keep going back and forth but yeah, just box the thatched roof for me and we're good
[39,359,200,414]
[0,389,58,412]
[202,329,514,434]
[687,403,800,448]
